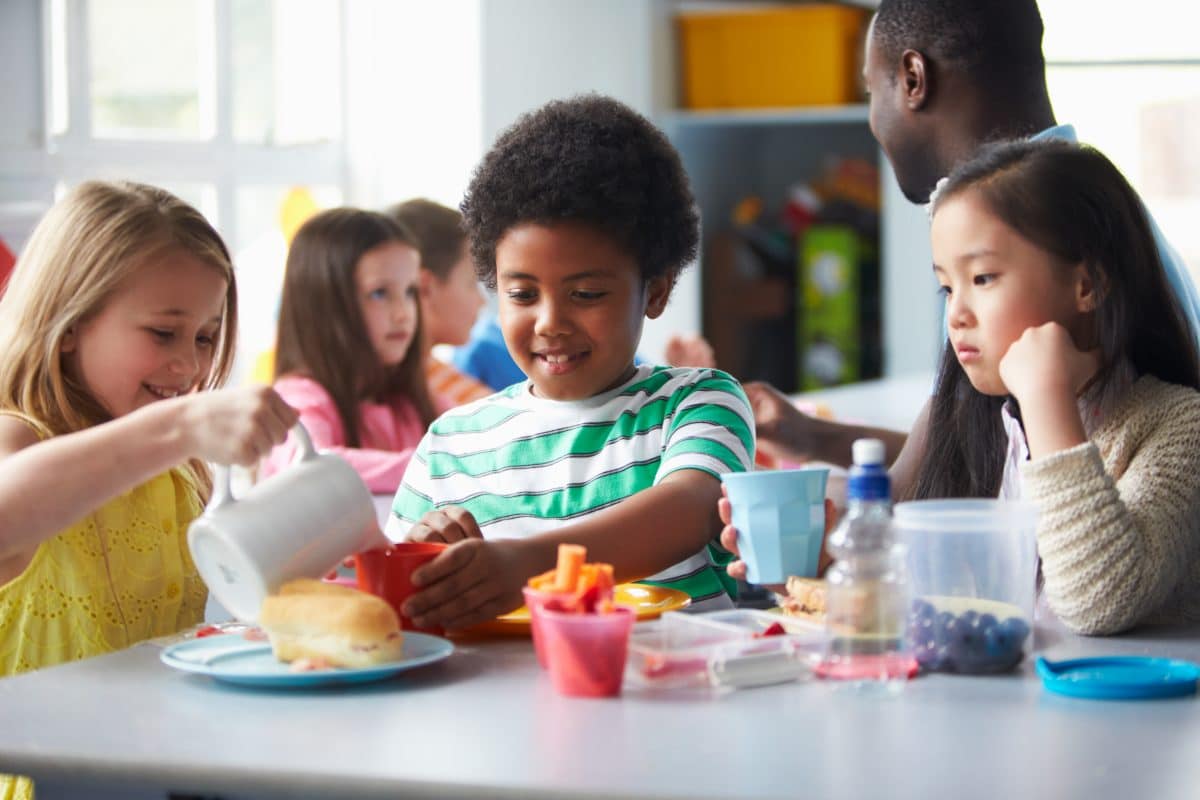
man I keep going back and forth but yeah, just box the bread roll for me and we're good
[259,579,403,668]
[780,575,826,622]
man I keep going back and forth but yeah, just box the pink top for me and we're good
[260,375,428,494]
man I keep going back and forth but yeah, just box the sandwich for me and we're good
[258,578,403,669]
[779,575,826,622]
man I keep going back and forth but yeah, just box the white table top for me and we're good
[793,371,934,433]
[3,617,1200,800]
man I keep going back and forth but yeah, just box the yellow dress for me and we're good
[0,412,207,800]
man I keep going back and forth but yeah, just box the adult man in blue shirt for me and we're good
[750,0,1200,498]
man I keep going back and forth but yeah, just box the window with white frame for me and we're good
[47,0,348,383]
[1041,0,1200,286]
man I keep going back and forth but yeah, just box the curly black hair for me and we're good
[461,94,699,289]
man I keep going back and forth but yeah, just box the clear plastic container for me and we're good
[894,499,1038,674]
[626,609,823,690]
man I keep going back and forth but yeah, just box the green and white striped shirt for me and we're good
[387,365,755,609]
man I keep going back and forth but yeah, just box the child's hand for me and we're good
[719,486,836,593]
[402,538,532,630]
[998,322,1102,404]
[745,381,813,463]
[999,322,1099,458]
[180,385,297,466]
[407,506,483,544]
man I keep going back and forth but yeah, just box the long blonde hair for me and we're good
[0,181,237,488]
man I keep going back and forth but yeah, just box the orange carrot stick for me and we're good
[554,544,587,592]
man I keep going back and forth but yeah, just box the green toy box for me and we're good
[798,225,861,389]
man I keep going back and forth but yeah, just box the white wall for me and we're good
[343,0,483,210]
[880,163,939,376]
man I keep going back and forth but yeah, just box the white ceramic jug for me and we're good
[188,423,377,621]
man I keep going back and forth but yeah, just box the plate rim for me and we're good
[476,583,692,634]
[160,631,454,687]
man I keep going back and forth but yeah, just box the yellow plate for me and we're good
[469,583,691,635]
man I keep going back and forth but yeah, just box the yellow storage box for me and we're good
[678,4,869,110]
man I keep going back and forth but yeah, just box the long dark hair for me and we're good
[275,208,436,447]
[908,138,1200,500]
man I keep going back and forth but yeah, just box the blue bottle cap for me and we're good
[1036,655,1200,700]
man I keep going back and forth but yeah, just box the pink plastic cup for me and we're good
[355,542,448,635]
[538,605,635,697]
[523,586,578,669]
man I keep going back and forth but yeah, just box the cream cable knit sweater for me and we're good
[1021,375,1200,635]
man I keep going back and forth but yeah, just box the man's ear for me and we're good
[901,49,930,111]
[644,276,672,320]
[1074,262,1104,313]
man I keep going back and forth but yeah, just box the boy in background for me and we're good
[388,95,754,629]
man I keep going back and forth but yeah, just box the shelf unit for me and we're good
[661,104,883,392]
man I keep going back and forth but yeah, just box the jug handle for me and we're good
[208,422,318,510]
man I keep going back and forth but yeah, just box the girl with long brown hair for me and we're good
[260,208,436,493]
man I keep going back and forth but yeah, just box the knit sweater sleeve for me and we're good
[1020,385,1200,635]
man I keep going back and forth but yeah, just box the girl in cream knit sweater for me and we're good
[910,138,1200,635]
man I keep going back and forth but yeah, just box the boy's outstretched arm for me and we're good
[402,469,721,631]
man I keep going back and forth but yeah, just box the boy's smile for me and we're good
[495,222,670,401]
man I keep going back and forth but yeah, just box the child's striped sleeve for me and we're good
[385,435,436,540]
[656,369,755,483]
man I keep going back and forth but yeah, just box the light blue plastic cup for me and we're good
[722,467,830,585]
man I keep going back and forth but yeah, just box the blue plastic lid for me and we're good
[1036,655,1200,700]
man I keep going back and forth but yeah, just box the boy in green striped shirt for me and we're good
[387,95,755,630]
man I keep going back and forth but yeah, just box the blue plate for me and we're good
[1036,655,1200,700]
[161,632,454,688]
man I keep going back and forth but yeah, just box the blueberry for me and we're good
[978,613,998,632]
[1001,616,1031,646]
[913,639,940,668]
[911,598,936,620]
[908,620,932,649]
[934,611,956,643]
[983,625,1010,658]
[946,620,977,667]
[935,644,953,670]
[960,610,979,628]
[981,625,1024,671]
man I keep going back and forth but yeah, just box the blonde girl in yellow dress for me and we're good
[0,181,297,799]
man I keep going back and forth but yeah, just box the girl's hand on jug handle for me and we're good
[178,386,298,465]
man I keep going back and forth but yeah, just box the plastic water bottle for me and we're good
[816,438,916,692]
